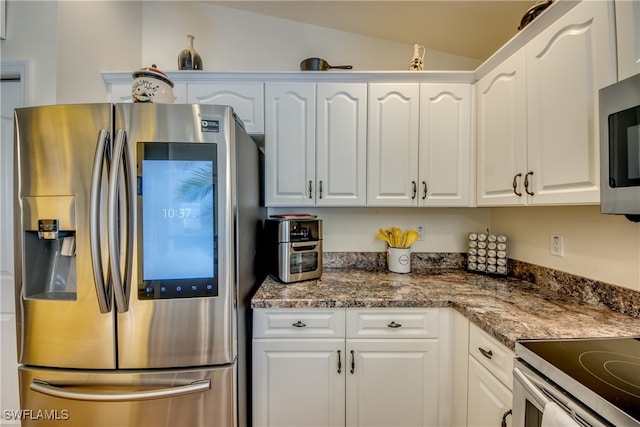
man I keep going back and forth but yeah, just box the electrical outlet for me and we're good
[550,234,564,256]
[416,225,425,241]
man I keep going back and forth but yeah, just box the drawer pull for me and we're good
[337,350,342,374]
[478,347,493,359]
[292,321,306,328]
[350,350,355,374]
[387,321,402,328]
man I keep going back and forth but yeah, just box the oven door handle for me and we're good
[513,367,551,409]
[290,242,319,251]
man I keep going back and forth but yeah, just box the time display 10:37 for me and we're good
[161,208,192,219]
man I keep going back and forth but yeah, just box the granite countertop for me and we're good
[251,268,640,350]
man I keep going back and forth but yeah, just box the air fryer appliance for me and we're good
[265,215,323,283]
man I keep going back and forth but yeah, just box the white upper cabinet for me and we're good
[615,0,640,81]
[265,82,367,207]
[316,83,368,207]
[526,0,616,205]
[477,0,616,207]
[265,82,316,207]
[419,84,472,207]
[368,83,472,207]
[187,82,264,134]
[367,83,420,206]
[476,49,528,207]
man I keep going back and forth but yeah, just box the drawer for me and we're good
[468,322,515,390]
[253,308,345,339]
[346,308,440,339]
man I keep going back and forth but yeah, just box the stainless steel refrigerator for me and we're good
[13,103,264,427]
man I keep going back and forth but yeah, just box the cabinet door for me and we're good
[346,339,439,427]
[526,0,616,205]
[467,357,512,427]
[316,83,367,207]
[367,83,420,206]
[476,49,528,207]
[252,339,345,427]
[187,82,264,133]
[615,0,640,81]
[265,83,316,207]
[419,84,472,207]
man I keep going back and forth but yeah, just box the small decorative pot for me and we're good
[131,65,175,104]
[387,247,411,273]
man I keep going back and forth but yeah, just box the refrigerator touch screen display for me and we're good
[138,142,218,300]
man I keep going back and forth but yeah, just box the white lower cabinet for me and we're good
[467,357,513,427]
[252,339,346,426]
[253,308,445,427]
[346,339,438,427]
[466,323,515,427]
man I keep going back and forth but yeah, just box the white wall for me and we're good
[140,2,481,73]
[55,1,142,104]
[0,1,59,106]
[0,1,142,105]
[490,206,640,292]
[1,1,480,105]
[269,207,491,253]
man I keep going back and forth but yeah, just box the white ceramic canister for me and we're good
[387,247,411,273]
[131,65,175,104]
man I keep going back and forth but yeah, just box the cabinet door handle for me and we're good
[350,350,355,374]
[337,350,342,374]
[422,181,427,200]
[524,171,534,196]
[478,347,493,359]
[292,321,306,328]
[411,181,417,199]
[501,409,512,427]
[308,180,313,198]
[319,180,323,199]
[387,321,402,328]
[512,173,522,197]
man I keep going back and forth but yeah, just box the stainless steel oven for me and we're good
[513,338,640,427]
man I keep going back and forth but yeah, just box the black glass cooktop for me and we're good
[519,337,640,424]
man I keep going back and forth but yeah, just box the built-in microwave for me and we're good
[599,73,640,221]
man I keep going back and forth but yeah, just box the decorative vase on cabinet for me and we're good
[178,35,203,70]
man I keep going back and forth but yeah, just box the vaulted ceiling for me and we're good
[211,1,539,60]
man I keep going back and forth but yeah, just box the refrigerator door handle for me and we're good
[30,379,211,402]
[90,129,112,314]
[108,129,134,313]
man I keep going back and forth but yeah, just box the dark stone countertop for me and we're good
[251,268,640,350]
